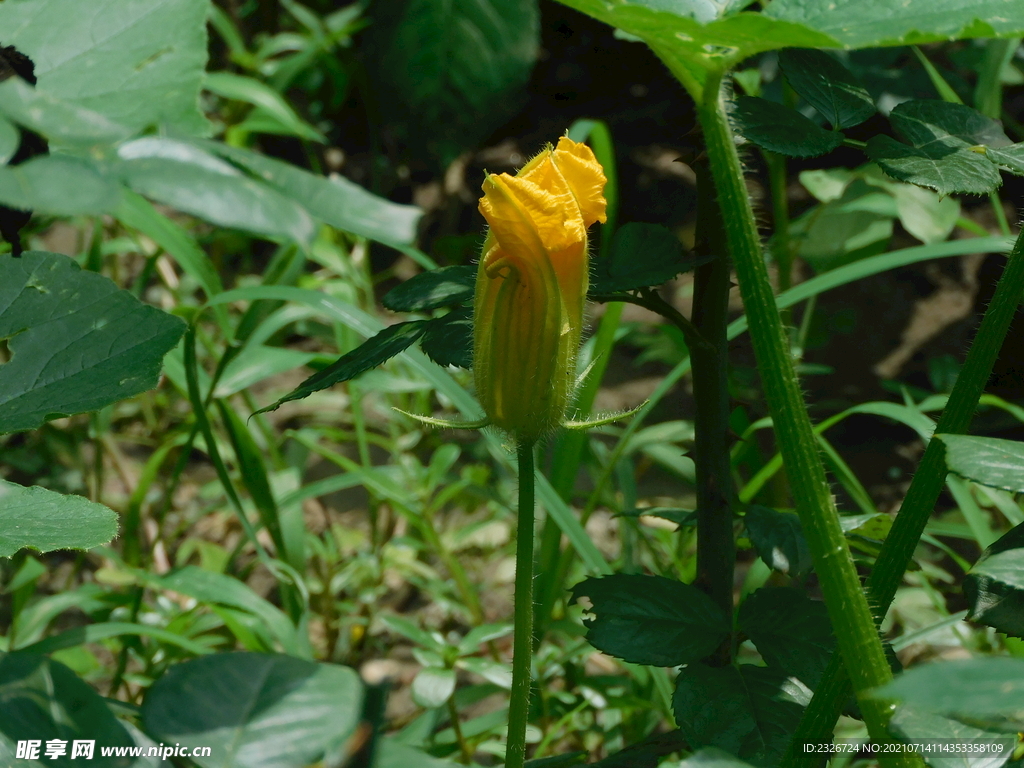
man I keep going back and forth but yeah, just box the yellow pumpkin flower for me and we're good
[473,136,607,442]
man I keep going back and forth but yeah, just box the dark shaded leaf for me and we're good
[421,306,473,369]
[590,730,688,767]
[743,506,811,575]
[571,574,730,667]
[525,751,588,767]
[383,265,476,312]
[890,707,1015,768]
[877,658,1024,732]
[143,652,363,768]
[866,134,1000,196]
[964,522,1024,638]
[673,663,809,768]
[778,48,875,129]
[732,96,844,158]
[0,480,118,558]
[590,222,708,294]
[256,321,426,413]
[938,434,1024,493]
[678,749,760,768]
[0,652,134,767]
[0,251,186,434]
[618,507,696,527]
[738,587,835,689]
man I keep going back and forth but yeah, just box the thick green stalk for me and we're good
[782,224,1024,766]
[691,161,735,643]
[697,77,918,766]
[507,440,537,768]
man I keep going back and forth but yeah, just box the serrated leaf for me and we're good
[673,663,809,767]
[766,0,1024,50]
[571,574,730,667]
[256,321,426,413]
[738,587,834,689]
[732,97,844,157]
[0,154,121,216]
[0,652,134,766]
[877,658,1024,732]
[866,134,1001,196]
[203,141,423,247]
[938,434,1024,493]
[142,652,364,768]
[778,48,875,129]
[889,99,1011,149]
[0,0,210,136]
[889,707,1015,768]
[743,506,811,575]
[383,265,476,312]
[0,251,186,434]
[411,666,456,708]
[0,480,118,558]
[964,522,1024,638]
[421,307,472,369]
[986,144,1024,175]
[590,222,708,294]
[365,0,539,164]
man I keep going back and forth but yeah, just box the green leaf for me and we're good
[204,72,325,143]
[743,506,811,575]
[986,144,1024,175]
[213,346,316,398]
[256,321,427,413]
[375,739,462,768]
[571,574,730,667]
[421,307,473,369]
[673,663,809,767]
[525,753,588,767]
[877,658,1024,732]
[0,480,117,558]
[889,100,1011,149]
[0,0,210,135]
[938,435,1024,493]
[678,749,760,768]
[765,0,1024,50]
[0,251,186,434]
[203,141,423,247]
[411,666,456,708]
[0,115,21,165]
[738,587,835,689]
[114,138,317,245]
[778,48,875,129]
[964,522,1024,638]
[364,0,539,163]
[142,652,364,768]
[866,134,1000,196]
[732,97,844,157]
[590,222,708,294]
[0,154,121,215]
[889,707,1016,768]
[0,652,134,767]
[0,78,131,147]
[382,265,476,312]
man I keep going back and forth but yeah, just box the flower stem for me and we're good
[507,440,536,768]
[696,75,920,767]
[781,222,1024,766]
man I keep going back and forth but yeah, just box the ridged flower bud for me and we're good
[473,136,607,442]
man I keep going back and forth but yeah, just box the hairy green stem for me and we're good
[782,224,1024,766]
[697,76,917,765]
[691,161,736,649]
[507,440,536,768]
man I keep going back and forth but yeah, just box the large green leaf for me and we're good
[738,587,835,689]
[364,0,539,163]
[878,658,1024,732]
[382,265,476,312]
[889,708,1015,768]
[421,307,473,369]
[590,222,710,294]
[766,0,1024,50]
[0,0,209,135]
[142,652,364,768]
[0,154,121,215]
[0,251,186,433]
[0,480,118,558]
[963,522,1024,638]
[571,574,730,667]
[743,506,811,575]
[672,663,809,767]
[778,48,875,129]
[938,434,1024,494]
[0,652,134,767]
[732,97,844,158]
[0,78,131,146]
